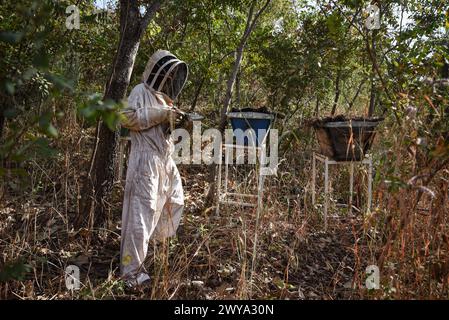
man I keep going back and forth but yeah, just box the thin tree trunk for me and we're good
[78,0,163,228]
[368,73,376,117]
[348,77,366,110]
[0,113,4,140]
[235,69,241,107]
[206,0,271,205]
[218,0,271,133]
[368,11,379,118]
[190,11,213,112]
[218,46,246,132]
[190,76,206,112]
[368,31,377,117]
[330,70,341,116]
[442,61,448,79]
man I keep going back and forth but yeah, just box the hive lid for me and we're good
[323,120,381,128]
[186,112,204,121]
[227,112,274,120]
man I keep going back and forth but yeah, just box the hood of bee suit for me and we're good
[142,49,189,101]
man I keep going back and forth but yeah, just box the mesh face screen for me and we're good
[163,63,188,100]
[146,54,187,100]
[146,55,176,89]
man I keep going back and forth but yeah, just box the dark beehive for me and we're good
[312,117,382,161]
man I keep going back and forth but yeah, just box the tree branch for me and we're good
[140,0,163,34]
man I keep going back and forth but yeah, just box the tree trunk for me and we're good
[0,113,4,140]
[217,0,271,133]
[368,30,377,117]
[368,73,376,117]
[235,69,241,107]
[441,61,448,79]
[368,13,379,118]
[190,76,206,112]
[78,0,163,228]
[218,45,246,132]
[206,0,271,205]
[330,70,341,116]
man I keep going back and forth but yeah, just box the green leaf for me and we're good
[32,137,58,158]
[0,259,32,282]
[326,13,343,39]
[78,105,96,120]
[45,73,74,91]
[22,68,37,81]
[3,107,19,118]
[102,98,117,110]
[103,111,120,131]
[3,80,15,95]
[0,31,24,44]
[39,112,59,138]
[33,50,50,69]
[46,123,59,138]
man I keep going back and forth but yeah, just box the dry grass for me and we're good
[0,111,448,300]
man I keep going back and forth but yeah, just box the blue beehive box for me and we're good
[228,110,274,146]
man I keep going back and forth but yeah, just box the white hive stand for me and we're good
[215,142,267,216]
[215,112,274,217]
[311,152,373,229]
[215,111,274,297]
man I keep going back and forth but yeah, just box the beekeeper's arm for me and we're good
[121,85,173,131]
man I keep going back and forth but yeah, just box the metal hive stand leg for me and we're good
[349,162,354,215]
[216,138,270,297]
[215,142,223,216]
[312,153,375,229]
[367,155,373,213]
[324,156,329,230]
[312,152,316,205]
[217,142,266,210]
[249,141,267,297]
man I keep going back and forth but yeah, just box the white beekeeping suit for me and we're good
[120,50,188,286]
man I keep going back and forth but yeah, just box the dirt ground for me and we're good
[0,159,374,300]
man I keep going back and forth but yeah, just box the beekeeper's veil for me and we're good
[142,50,189,101]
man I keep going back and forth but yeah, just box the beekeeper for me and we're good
[120,50,188,287]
